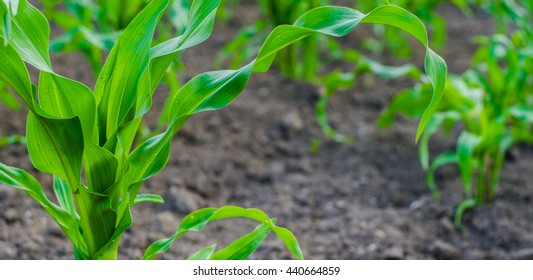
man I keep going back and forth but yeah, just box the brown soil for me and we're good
[1,2,533,260]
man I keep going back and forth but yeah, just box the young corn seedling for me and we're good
[379,19,533,228]
[0,0,445,259]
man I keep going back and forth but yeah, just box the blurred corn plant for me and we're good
[0,0,445,259]
[469,0,533,33]
[379,18,533,228]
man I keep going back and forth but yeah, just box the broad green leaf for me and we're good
[1,1,120,258]
[143,206,303,260]
[37,72,118,194]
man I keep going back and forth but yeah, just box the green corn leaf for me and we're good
[148,0,223,96]
[0,134,24,147]
[185,221,272,260]
[362,6,447,141]
[210,221,273,260]
[457,132,482,198]
[1,0,121,258]
[1,0,20,45]
[426,152,458,200]
[94,0,170,144]
[455,198,477,229]
[419,115,444,170]
[316,92,353,144]
[0,4,8,45]
[2,0,52,71]
[143,206,302,260]
[0,162,88,258]
[53,176,78,219]
[187,244,217,260]
[133,194,164,205]
[418,112,461,170]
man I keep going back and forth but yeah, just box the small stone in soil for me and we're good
[167,186,199,214]
[430,240,460,259]
[0,241,17,259]
[3,209,19,223]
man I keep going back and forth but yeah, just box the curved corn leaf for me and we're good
[53,176,78,219]
[187,244,217,260]
[143,206,302,260]
[418,112,461,170]
[94,0,170,144]
[2,0,51,71]
[187,221,273,260]
[426,152,458,201]
[210,221,273,260]
[0,163,88,259]
[128,3,447,192]
[455,198,477,229]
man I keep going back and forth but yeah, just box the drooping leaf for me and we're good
[143,206,302,260]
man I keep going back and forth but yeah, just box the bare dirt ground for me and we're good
[1,2,533,260]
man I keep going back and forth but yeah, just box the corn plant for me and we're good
[0,0,445,259]
[379,21,533,227]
